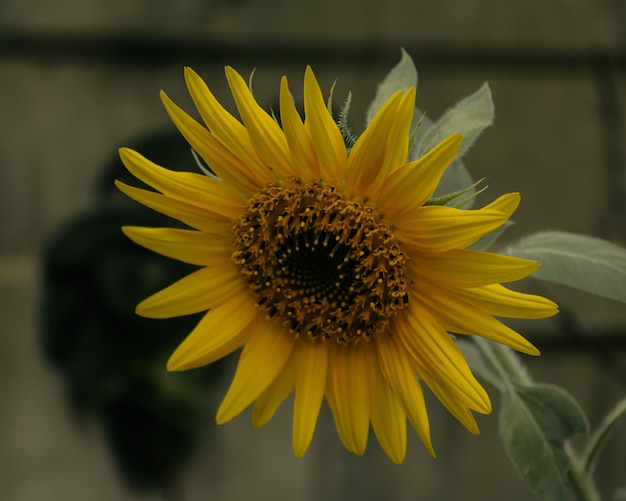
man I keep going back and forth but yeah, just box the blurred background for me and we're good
[1,0,626,499]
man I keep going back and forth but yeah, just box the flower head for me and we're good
[117,65,558,463]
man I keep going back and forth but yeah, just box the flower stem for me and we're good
[472,337,601,501]
[566,448,602,501]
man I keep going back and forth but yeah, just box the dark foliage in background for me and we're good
[40,131,226,493]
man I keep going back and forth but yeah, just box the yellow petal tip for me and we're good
[166,348,202,372]
[448,132,464,145]
[292,445,307,459]
[215,405,233,425]
[517,340,541,356]
[224,65,238,80]
[166,357,184,372]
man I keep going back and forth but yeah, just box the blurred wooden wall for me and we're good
[1,0,625,499]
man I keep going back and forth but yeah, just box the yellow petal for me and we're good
[376,134,463,218]
[136,262,241,318]
[345,90,403,194]
[303,66,346,182]
[167,291,259,371]
[483,191,521,218]
[225,66,294,179]
[118,147,245,220]
[122,226,232,266]
[216,317,295,424]
[161,90,269,195]
[279,76,320,179]
[394,205,509,253]
[292,339,328,458]
[324,372,354,453]
[375,335,435,456]
[115,180,232,233]
[409,248,540,288]
[374,87,416,190]
[452,283,559,319]
[426,378,480,434]
[370,364,407,464]
[397,302,491,413]
[251,354,296,428]
[326,343,371,455]
[183,68,273,180]
[394,315,484,432]
[414,282,540,355]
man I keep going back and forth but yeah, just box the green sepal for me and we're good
[191,149,220,181]
[337,92,357,150]
[327,79,337,115]
[247,68,256,94]
[424,177,487,207]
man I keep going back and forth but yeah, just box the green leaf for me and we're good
[413,82,494,160]
[499,384,589,500]
[582,398,626,474]
[366,48,417,124]
[409,108,474,205]
[505,231,626,303]
[415,110,475,207]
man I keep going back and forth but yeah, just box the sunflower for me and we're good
[116,65,558,463]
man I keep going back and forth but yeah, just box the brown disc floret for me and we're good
[232,180,408,344]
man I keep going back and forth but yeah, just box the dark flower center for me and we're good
[232,180,408,344]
